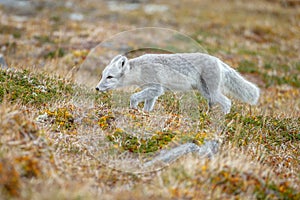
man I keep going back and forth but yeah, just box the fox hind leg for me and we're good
[199,71,231,114]
[210,92,231,114]
[198,77,215,110]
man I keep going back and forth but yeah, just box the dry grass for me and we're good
[0,0,300,199]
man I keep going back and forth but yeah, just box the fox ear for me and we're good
[118,56,128,70]
[110,55,122,64]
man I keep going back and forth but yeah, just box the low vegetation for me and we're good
[0,0,299,199]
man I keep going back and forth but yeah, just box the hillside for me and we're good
[0,0,299,199]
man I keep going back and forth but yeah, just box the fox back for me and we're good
[97,53,219,91]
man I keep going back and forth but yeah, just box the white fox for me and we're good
[95,53,260,114]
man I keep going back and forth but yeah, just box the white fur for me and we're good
[96,53,260,114]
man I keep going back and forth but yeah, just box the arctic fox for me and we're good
[95,53,260,114]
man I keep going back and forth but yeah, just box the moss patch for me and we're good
[107,128,176,153]
[0,69,74,106]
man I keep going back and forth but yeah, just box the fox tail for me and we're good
[220,61,260,105]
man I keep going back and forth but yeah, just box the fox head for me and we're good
[95,55,129,92]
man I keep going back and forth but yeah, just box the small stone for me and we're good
[143,4,168,14]
[69,13,84,21]
[36,113,48,123]
[0,54,7,69]
[143,140,219,168]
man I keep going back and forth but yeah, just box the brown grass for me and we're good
[0,0,299,199]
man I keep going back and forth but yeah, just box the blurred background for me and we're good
[0,0,299,90]
[0,1,300,199]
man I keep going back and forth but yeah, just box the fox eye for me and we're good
[107,76,113,79]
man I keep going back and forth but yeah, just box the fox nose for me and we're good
[95,87,99,91]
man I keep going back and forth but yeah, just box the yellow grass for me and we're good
[0,0,299,199]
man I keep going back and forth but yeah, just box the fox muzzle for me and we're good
[95,86,108,92]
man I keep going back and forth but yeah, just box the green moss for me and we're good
[34,35,53,44]
[45,107,76,133]
[263,73,300,88]
[237,49,258,56]
[238,59,259,74]
[209,167,300,199]
[0,69,74,106]
[107,129,176,154]
[44,48,65,59]
[263,63,272,70]
[98,112,115,130]
[255,181,300,200]
[296,62,300,72]
[0,24,23,38]
[225,113,300,147]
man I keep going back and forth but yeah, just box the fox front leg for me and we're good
[130,85,164,112]
[144,97,158,111]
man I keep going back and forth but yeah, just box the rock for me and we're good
[143,140,219,168]
[69,13,84,21]
[35,113,48,123]
[107,1,140,12]
[0,54,7,69]
[0,0,34,15]
[143,4,168,14]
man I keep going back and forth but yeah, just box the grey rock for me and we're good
[69,13,84,21]
[0,54,7,69]
[143,140,219,168]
